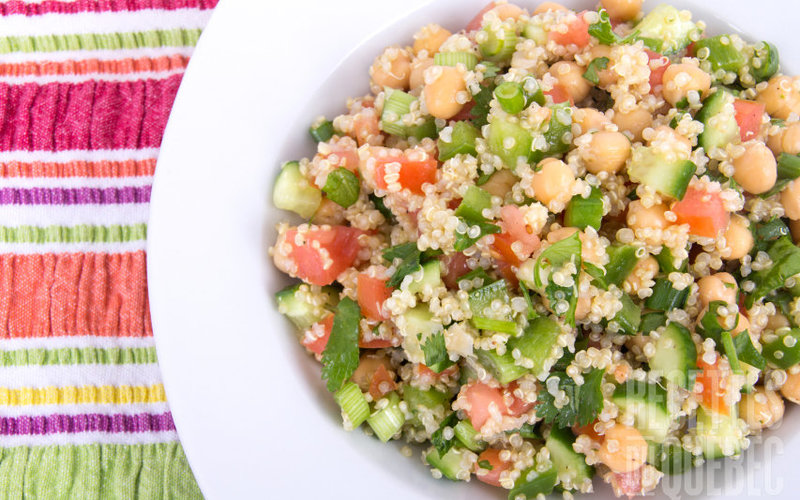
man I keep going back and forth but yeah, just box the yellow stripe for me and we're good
[0,384,166,406]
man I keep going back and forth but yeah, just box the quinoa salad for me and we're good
[269,1,800,498]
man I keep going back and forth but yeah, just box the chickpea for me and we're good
[575,294,592,321]
[413,24,451,56]
[778,123,800,155]
[757,75,800,120]
[481,169,519,198]
[575,108,609,134]
[722,215,754,260]
[549,61,591,103]
[583,131,631,174]
[626,200,668,231]
[424,65,467,120]
[588,45,617,87]
[766,313,791,332]
[791,219,800,244]
[409,57,434,90]
[739,387,785,431]
[532,158,575,208]
[780,371,800,404]
[546,226,579,244]
[731,314,758,347]
[733,142,777,195]
[612,107,653,142]
[370,46,411,90]
[489,3,526,21]
[533,2,568,14]
[623,256,659,295]
[661,63,711,106]
[781,178,800,220]
[601,0,642,21]
[598,424,648,473]
[697,273,738,307]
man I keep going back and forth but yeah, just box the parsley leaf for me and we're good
[477,459,494,471]
[733,329,767,370]
[383,242,422,287]
[421,331,455,373]
[480,61,501,78]
[454,218,501,252]
[535,369,605,428]
[322,167,360,208]
[321,297,361,392]
[533,232,582,326]
[470,83,497,128]
[431,412,459,457]
[582,57,609,85]
[588,8,639,46]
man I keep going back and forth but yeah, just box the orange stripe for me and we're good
[0,55,190,77]
[0,159,157,178]
[0,251,152,338]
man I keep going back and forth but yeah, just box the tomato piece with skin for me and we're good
[462,382,509,430]
[671,187,731,238]
[319,137,359,174]
[734,99,766,143]
[451,100,477,122]
[368,364,397,400]
[374,154,438,195]
[545,84,574,105]
[499,205,542,259]
[495,260,520,289]
[465,2,496,32]
[441,252,471,289]
[302,314,334,355]
[646,49,670,95]
[356,273,393,321]
[695,354,731,415]
[359,336,397,349]
[282,226,363,286]
[549,13,590,48]
[505,381,534,416]
[475,448,512,487]
[492,232,523,267]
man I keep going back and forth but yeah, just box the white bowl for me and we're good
[148,1,800,498]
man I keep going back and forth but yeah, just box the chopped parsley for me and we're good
[431,412,459,457]
[322,167,360,208]
[321,297,361,392]
[533,232,582,326]
[470,83,497,128]
[477,459,494,471]
[588,8,639,46]
[536,369,605,428]
[454,218,501,252]
[421,331,455,373]
[582,57,609,85]
[383,242,422,287]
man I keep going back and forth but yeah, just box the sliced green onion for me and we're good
[655,245,687,273]
[521,76,545,107]
[309,119,334,143]
[380,88,436,139]
[645,279,690,311]
[471,316,518,334]
[752,41,779,82]
[639,312,667,335]
[434,51,478,70]
[720,331,742,374]
[475,348,528,384]
[778,153,800,181]
[509,467,558,499]
[322,167,360,208]
[478,26,518,62]
[438,121,480,161]
[454,420,485,452]
[612,293,641,336]
[334,382,370,428]
[564,187,603,230]
[487,117,533,170]
[367,393,405,442]
[494,81,526,114]
[604,245,639,287]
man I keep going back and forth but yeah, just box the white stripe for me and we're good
[0,336,155,351]
[0,9,213,37]
[0,431,180,448]
[0,45,195,64]
[0,204,150,226]
[0,148,159,163]
[0,240,147,254]
[0,176,152,189]
[0,403,172,419]
[3,364,163,389]
[0,67,185,85]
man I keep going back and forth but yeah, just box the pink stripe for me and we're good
[0,75,182,151]
[0,0,218,15]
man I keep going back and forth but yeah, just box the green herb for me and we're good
[748,237,800,307]
[369,193,394,223]
[751,218,789,253]
[583,261,607,288]
[321,297,361,392]
[720,330,742,374]
[322,167,360,208]
[536,369,605,428]
[470,83,497,128]
[519,282,538,320]
[675,97,690,110]
[309,119,334,143]
[516,423,540,439]
[582,57,609,85]
[645,279,690,311]
[588,8,639,46]
[480,61,501,78]
[696,301,729,343]
[421,331,455,373]
[383,242,422,287]
[733,329,766,370]
[478,459,494,471]
[431,412,459,457]
[454,218,501,252]
[534,232,582,287]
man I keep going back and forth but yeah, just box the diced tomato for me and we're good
[549,13,590,48]
[302,314,334,355]
[500,205,542,259]
[544,83,573,105]
[612,467,643,498]
[495,260,520,289]
[441,252,471,289]
[646,49,670,95]
[375,154,438,195]
[573,420,602,442]
[475,448,512,487]
[282,226,363,286]
[356,273,393,321]
[465,2,496,32]
[686,42,697,57]
[695,353,731,415]
[318,136,359,173]
[671,187,731,238]
[352,109,381,147]
[415,363,459,380]
[452,99,477,121]
[359,337,397,348]
[368,364,397,400]
[462,382,508,430]
[505,381,534,416]
[492,232,523,267]
[734,99,766,143]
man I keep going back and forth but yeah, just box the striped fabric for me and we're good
[0,1,216,497]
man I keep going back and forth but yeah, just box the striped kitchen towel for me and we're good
[0,1,217,498]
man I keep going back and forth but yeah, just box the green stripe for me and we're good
[0,443,202,500]
[0,346,158,367]
[0,224,147,244]
[0,28,202,54]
